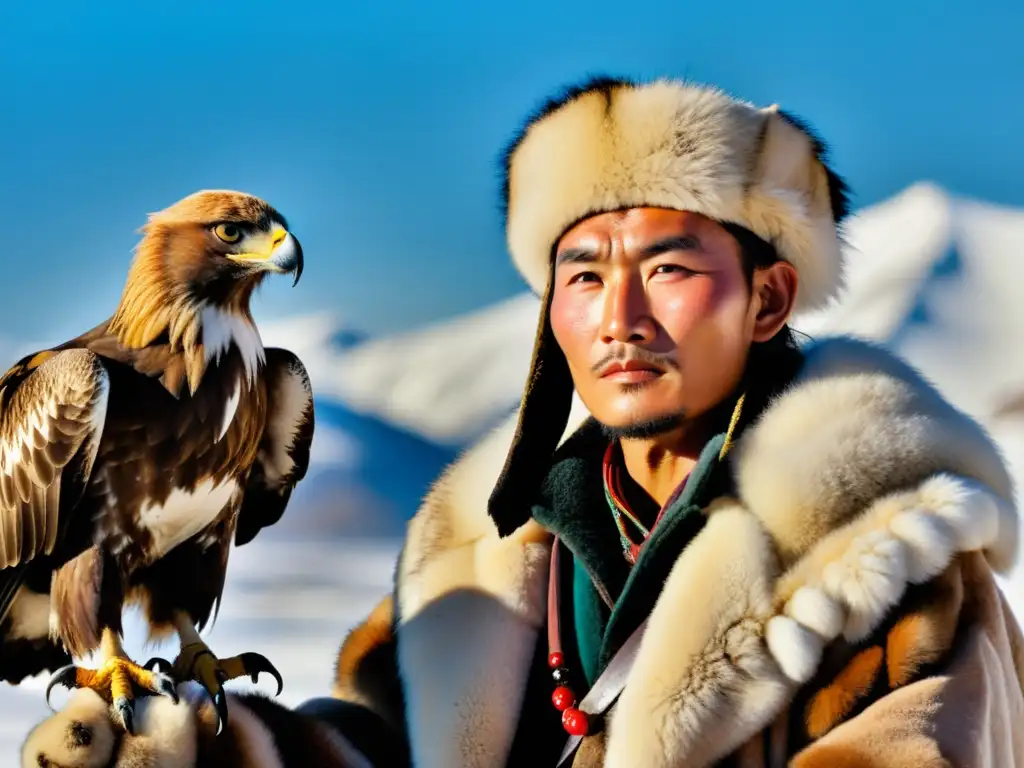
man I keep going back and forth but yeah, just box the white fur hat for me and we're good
[501,76,850,313]
[487,76,851,536]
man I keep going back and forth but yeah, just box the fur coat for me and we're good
[360,335,1024,767]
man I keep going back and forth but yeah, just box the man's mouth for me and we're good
[599,360,664,384]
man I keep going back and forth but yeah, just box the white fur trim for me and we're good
[604,503,791,767]
[784,586,845,640]
[765,615,824,684]
[889,509,956,583]
[505,78,845,312]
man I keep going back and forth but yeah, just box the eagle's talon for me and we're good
[143,656,174,676]
[170,640,284,734]
[214,688,228,735]
[44,664,81,710]
[114,696,135,736]
[235,652,284,696]
[42,654,177,727]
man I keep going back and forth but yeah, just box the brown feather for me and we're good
[0,349,108,570]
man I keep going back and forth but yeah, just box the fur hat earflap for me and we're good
[487,76,851,536]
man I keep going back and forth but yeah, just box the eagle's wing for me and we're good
[0,348,109,616]
[234,348,314,546]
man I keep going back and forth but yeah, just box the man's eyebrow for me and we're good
[554,247,600,266]
[641,235,702,258]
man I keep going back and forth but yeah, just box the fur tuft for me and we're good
[766,615,824,684]
[785,586,845,640]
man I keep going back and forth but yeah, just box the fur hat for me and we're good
[487,76,851,536]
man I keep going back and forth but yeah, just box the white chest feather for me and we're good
[200,306,265,386]
[217,379,242,443]
[137,478,238,558]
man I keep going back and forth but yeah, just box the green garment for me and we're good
[531,423,734,685]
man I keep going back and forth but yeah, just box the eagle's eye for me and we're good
[213,223,244,244]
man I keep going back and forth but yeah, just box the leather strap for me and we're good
[550,537,648,766]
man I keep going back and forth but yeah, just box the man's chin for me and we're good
[597,409,687,440]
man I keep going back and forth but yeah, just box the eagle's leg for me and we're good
[44,627,178,735]
[146,610,283,734]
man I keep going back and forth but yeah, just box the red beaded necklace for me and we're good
[545,536,590,736]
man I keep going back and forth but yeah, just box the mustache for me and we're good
[590,347,679,374]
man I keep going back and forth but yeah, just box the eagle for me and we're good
[0,190,315,735]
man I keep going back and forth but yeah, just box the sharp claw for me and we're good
[45,665,78,711]
[214,688,228,736]
[143,657,172,675]
[238,652,284,696]
[114,696,135,736]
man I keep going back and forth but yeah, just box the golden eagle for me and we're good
[0,190,314,734]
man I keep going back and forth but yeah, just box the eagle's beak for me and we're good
[228,227,304,286]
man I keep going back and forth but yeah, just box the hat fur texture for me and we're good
[501,76,851,313]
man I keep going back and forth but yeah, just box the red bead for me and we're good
[548,651,564,669]
[551,686,575,711]
[562,707,589,736]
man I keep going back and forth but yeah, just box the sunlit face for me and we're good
[548,207,797,436]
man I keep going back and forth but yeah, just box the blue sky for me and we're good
[2,0,1022,349]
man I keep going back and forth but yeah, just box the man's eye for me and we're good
[653,264,697,276]
[568,271,600,284]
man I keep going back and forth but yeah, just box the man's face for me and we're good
[549,207,795,436]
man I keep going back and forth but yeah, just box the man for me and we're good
[328,76,1024,767]
[22,77,1024,767]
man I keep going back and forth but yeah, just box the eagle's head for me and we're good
[111,189,302,343]
[144,189,302,292]
[109,190,303,391]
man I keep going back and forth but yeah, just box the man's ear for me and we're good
[751,260,799,343]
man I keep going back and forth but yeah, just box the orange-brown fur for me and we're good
[333,594,395,700]
[798,558,966,745]
[805,646,885,739]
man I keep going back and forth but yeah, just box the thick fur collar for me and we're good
[502,77,850,312]
[395,336,1018,768]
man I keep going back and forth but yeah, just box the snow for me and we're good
[263,294,544,447]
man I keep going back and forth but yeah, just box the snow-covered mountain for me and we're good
[261,294,543,448]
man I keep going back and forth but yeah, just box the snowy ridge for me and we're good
[263,294,544,447]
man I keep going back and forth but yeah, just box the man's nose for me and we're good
[599,272,655,345]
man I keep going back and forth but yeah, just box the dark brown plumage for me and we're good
[0,189,314,734]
